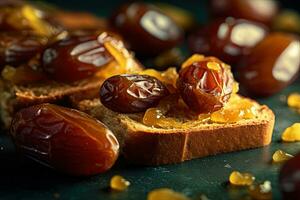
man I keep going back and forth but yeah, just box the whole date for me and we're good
[100,74,169,113]
[10,104,119,176]
[177,55,234,114]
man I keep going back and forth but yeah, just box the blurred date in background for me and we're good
[43,0,300,98]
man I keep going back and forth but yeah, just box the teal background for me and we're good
[41,0,300,20]
[1,1,300,199]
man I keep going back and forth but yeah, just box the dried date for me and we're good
[42,33,113,82]
[0,32,47,67]
[10,104,119,176]
[100,74,169,113]
[177,55,234,114]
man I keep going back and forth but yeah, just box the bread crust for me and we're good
[78,98,275,165]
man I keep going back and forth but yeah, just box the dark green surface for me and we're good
[0,81,299,200]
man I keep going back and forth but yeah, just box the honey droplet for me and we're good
[147,188,190,200]
[143,108,164,126]
[287,93,300,109]
[207,61,221,72]
[232,82,239,94]
[229,171,255,186]
[211,95,258,123]
[110,175,130,191]
[181,54,205,69]
[281,123,300,142]
[248,181,272,200]
[272,150,293,163]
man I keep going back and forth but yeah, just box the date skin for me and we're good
[0,32,47,68]
[100,74,169,113]
[10,104,119,176]
[280,153,300,200]
[42,33,113,82]
[188,18,268,65]
[209,0,278,25]
[110,2,183,56]
[177,56,234,114]
[238,33,300,97]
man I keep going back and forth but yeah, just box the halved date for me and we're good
[10,104,119,176]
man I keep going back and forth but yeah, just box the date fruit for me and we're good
[177,55,234,114]
[110,2,183,56]
[188,17,268,65]
[209,0,278,25]
[280,152,300,200]
[100,74,169,113]
[0,32,47,68]
[153,3,196,32]
[238,33,300,96]
[10,104,119,176]
[42,33,114,82]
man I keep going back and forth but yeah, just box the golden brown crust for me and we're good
[78,98,275,165]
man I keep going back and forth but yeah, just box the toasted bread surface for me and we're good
[78,97,275,165]
[0,76,103,129]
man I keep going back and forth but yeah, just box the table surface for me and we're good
[1,1,300,199]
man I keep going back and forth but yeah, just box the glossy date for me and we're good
[238,33,300,96]
[188,17,268,65]
[110,2,183,56]
[100,74,169,113]
[209,0,278,25]
[42,33,113,82]
[10,104,119,176]
[0,32,47,67]
[177,55,234,114]
[280,152,300,200]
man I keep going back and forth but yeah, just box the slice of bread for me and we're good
[77,97,275,165]
[0,76,103,129]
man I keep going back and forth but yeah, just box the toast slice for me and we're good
[77,96,275,165]
[0,76,104,129]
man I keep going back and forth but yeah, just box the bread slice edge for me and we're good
[78,98,275,165]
